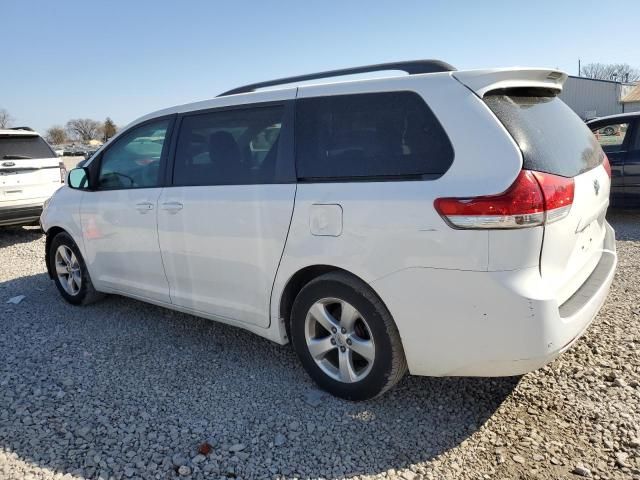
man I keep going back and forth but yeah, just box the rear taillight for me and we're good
[59,161,67,183]
[434,170,574,229]
[602,155,612,179]
[531,171,574,223]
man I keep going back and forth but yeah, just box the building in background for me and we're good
[559,76,637,120]
[620,84,640,113]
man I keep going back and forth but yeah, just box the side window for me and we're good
[173,105,284,186]
[295,91,454,180]
[98,119,170,189]
[592,122,628,152]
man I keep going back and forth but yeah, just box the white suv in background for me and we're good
[41,60,617,400]
[0,128,66,227]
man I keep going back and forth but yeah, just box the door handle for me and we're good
[134,202,154,213]
[160,201,184,214]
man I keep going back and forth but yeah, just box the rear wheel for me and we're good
[290,272,407,401]
[49,232,103,305]
[602,126,615,136]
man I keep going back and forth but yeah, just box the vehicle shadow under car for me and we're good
[0,225,43,248]
[607,208,640,241]
[0,270,519,479]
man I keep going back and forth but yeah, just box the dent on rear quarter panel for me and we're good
[369,267,535,375]
[488,227,545,271]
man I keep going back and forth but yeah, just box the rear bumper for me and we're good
[0,202,43,226]
[371,222,617,377]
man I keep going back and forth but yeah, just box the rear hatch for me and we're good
[483,92,610,304]
[0,133,62,205]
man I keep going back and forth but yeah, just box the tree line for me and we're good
[0,108,118,145]
[46,118,118,145]
[581,63,640,82]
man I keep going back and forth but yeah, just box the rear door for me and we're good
[157,100,296,327]
[0,133,61,206]
[589,119,631,206]
[484,93,610,304]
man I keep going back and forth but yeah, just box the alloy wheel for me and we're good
[304,297,375,383]
[54,245,82,296]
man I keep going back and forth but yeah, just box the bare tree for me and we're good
[66,118,102,142]
[0,109,13,129]
[46,125,67,145]
[581,63,640,82]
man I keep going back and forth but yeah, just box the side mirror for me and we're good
[67,167,90,190]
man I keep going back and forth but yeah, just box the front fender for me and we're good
[41,187,86,277]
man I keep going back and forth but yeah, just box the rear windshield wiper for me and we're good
[2,155,32,160]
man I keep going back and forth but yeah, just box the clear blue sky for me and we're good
[3,0,639,135]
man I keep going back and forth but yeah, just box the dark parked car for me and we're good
[587,112,640,207]
[83,148,99,159]
[63,146,86,156]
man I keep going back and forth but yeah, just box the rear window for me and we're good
[484,94,603,178]
[295,91,454,180]
[0,135,56,160]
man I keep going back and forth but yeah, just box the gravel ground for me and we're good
[0,211,638,480]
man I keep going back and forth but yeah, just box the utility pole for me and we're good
[578,59,581,77]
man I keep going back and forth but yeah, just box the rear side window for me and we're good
[484,94,603,178]
[0,135,55,160]
[173,105,286,186]
[295,91,453,180]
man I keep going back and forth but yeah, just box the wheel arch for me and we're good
[277,264,393,341]
[44,226,68,279]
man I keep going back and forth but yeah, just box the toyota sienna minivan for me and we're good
[41,60,617,400]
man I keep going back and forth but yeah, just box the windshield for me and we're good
[484,93,604,178]
[0,135,56,160]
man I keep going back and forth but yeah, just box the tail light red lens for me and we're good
[59,161,67,183]
[434,170,574,229]
[602,155,612,179]
[531,171,575,223]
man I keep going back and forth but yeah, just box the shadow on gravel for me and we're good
[0,225,43,248]
[607,209,640,241]
[0,269,519,479]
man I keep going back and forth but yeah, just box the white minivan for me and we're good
[41,61,617,400]
[1,128,65,226]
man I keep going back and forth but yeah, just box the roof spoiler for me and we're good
[452,68,568,97]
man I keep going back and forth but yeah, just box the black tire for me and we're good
[603,126,615,136]
[49,231,103,305]
[290,272,407,401]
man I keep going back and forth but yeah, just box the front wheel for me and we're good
[290,272,407,401]
[49,232,103,305]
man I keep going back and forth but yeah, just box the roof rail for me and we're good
[217,59,455,97]
[10,126,35,132]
